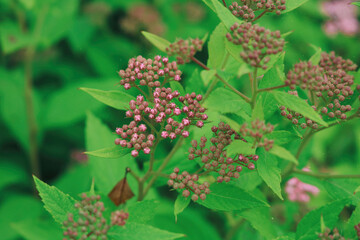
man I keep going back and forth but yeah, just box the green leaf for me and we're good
[345,203,360,238]
[34,0,79,47]
[240,207,277,240]
[0,161,27,191]
[109,222,184,240]
[85,113,138,195]
[80,88,134,110]
[271,91,328,127]
[85,146,130,158]
[33,176,77,224]
[174,195,191,222]
[269,145,298,165]
[257,149,283,200]
[353,2,360,7]
[142,31,170,52]
[43,79,116,129]
[201,0,215,12]
[0,21,31,54]
[211,0,242,29]
[322,179,360,205]
[252,95,264,121]
[309,45,322,65]
[283,0,310,13]
[198,183,269,211]
[226,140,255,156]
[0,195,43,240]
[127,200,160,224]
[267,131,300,145]
[225,39,244,64]
[259,53,285,89]
[208,23,227,69]
[204,88,251,115]
[0,69,41,152]
[12,219,63,240]
[170,81,185,96]
[296,199,350,240]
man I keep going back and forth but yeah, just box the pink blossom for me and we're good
[174,108,181,115]
[138,124,147,132]
[182,131,189,138]
[285,169,320,203]
[169,132,177,139]
[126,111,133,117]
[136,95,144,102]
[116,128,123,134]
[148,134,155,141]
[174,75,181,81]
[182,118,190,126]
[196,121,204,128]
[124,83,131,90]
[134,115,141,122]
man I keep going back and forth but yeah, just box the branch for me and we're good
[293,169,360,179]
[251,10,268,22]
[257,84,287,93]
[190,56,251,103]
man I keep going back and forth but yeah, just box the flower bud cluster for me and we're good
[118,55,182,90]
[318,228,346,240]
[111,210,129,226]
[167,168,210,201]
[166,38,203,64]
[282,52,358,126]
[239,119,274,150]
[279,91,321,129]
[226,22,285,69]
[188,122,264,183]
[120,4,165,36]
[63,194,109,240]
[229,0,286,21]
[285,169,319,203]
[355,223,360,239]
[115,89,207,157]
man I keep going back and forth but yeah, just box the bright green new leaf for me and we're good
[269,145,298,165]
[271,91,328,127]
[142,31,170,52]
[109,222,184,240]
[198,183,269,211]
[33,176,77,224]
[352,2,360,7]
[174,195,191,222]
[85,145,130,159]
[296,198,350,240]
[80,88,134,110]
[257,149,283,200]
[226,140,255,156]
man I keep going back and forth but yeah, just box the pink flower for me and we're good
[196,121,204,128]
[202,114,208,120]
[134,115,141,122]
[285,168,320,203]
[182,118,190,126]
[158,69,164,76]
[148,134,155,141]
[136,95,144,102]
[174,75,181,81]
[126,111,133,117]
[169,132,177,139]
[124,83,131,90]
[162,57,169,63]
[116,128,123,134]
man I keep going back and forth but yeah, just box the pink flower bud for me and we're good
[201,114,208,120]
[143,147,151,154]
[134,115,141,122]
[182,131,189,138]
[131,150,139,157]
[174,75,181,81]
[167,118,174,124]
[136,95,144,102]
[161,131,169,138]
[182,118,190,126]
[115,138,121,145]
[174,108,181,115]
[148,134,155,141]
[162,57,169,63]
[120,140,127,147]
[156,116,163,123]
[158,69,164,76]
[115,128,123,134]
[138,124,147,132]
[126,111,133,117]
[196,121,204,128]
[124,83,131,90]
[169,132,176,139]
[182,106,189,112]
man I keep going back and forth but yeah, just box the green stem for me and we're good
[257,84,287,93]
[250,68,258,109]
[141,136,185,199]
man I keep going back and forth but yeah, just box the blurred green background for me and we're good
[0,0,359,239]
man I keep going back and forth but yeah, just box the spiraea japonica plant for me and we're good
[31,0,360,239]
